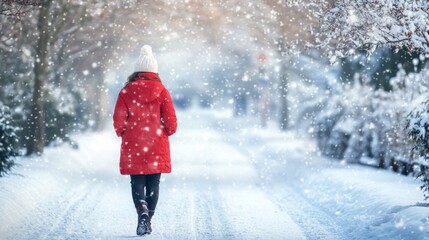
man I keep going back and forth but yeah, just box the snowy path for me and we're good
[1,108,429,239]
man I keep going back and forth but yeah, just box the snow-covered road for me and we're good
[1,108,428,239]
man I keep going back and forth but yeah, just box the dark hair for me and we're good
[127,72,139,83]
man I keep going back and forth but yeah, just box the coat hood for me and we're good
[122,72,165,103]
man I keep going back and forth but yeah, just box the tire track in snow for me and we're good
[5,183,94,240]
[35,183,100,239]
[30,182,133,240]
[193,187,235,239]
[9,182,121,240]
[154,173,239,239]
[267,185,351,240]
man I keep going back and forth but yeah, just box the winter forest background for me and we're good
[3,0,429,233]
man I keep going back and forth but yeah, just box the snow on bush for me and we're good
[0,102,19,176]
[407,101,429,154]
[308,64,427,169]
[44,83,80,146]
[315,76,375,163]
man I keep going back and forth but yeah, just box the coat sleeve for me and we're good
[113,93,128,137]
[160,89,177,136]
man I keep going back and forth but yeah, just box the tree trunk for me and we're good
[95,68,106,131]
[26,0,51,155]
[277,36,289,131]
[279,65,288,131]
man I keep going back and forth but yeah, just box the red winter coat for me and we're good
[113,72,177,175]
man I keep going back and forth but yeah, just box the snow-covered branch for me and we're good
[305,0,429,62]
[0,0,40,16]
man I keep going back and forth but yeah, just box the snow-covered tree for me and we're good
[0,102,19,176]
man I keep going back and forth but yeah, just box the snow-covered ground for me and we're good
[1,108,428,240]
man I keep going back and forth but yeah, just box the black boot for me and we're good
[136,201,149,236]
[146,210,155,234]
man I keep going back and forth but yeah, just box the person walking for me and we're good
[113,45,177,236]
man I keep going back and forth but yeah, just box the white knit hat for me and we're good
[134,45,158,73]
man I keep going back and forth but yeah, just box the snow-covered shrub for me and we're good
[407,100,429,156]
[406,98,429,200]
[341,80,374,163]
[315,94,345,159]
[311,64,427,170]
[0,102,19,176]
[44,84,78,146]
[315,77,374,163]
[379,72,419,170]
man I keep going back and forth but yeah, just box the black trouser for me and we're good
[130,174,161,213]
